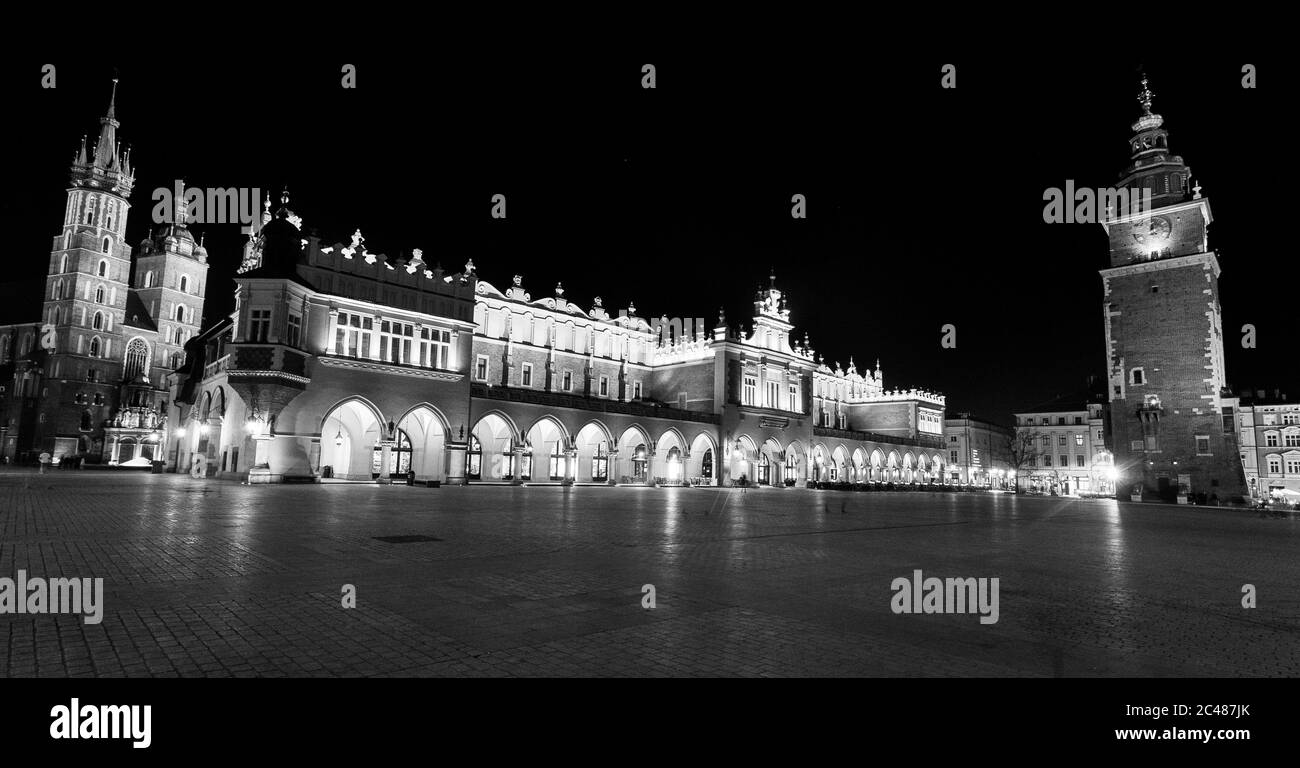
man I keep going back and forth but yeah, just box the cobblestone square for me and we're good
[1,469,1296,677]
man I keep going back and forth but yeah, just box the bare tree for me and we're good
[1006,427,1043,493]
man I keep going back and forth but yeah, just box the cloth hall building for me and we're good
[173,200,949,487]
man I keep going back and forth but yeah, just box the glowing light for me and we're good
[175,428,186,438]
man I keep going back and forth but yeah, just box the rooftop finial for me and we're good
[769,267,776,287]
[106,78,119,121]
[1137,74,1155,116]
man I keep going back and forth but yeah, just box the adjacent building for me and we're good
[0,82,207,465]
[1012,393,1115,496]
[942,414,1014,488]
[1235,389,1300,499]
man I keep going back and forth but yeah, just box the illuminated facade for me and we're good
[171,208,949,486]
[0,83,207,465]
[1235,392,1300,499]
[1013,395,1114,496]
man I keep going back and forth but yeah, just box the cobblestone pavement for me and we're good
[1,468,1297,677]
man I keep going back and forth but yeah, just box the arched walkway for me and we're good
[524,416,569,481]
[574,421,613,483]
[321,398,385,481]
[396,404,449,482]
[469,412,518,481]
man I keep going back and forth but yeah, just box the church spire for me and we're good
[70,79,134,196]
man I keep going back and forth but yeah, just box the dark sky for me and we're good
[0,47,1292,423]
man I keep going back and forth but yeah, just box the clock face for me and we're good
[1132,215,1172,246]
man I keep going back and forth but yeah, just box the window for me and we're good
[174,328,185,345]
[124,338,148,381]
[1043,455,1053,467]
[1074,434,1084,446]
[1058,434,1067,446]
[1130,368,1144,385]
[599,376,609,397]
[950,450,959,464]
[766,381,779,409]
[175,304,186,322]
[286,313,301,347]
[1267,456,1281,474]
[1266,433,1279,448]
[633,381,642,400]
[379,320,414,364]
[1286,432,1300,448]
[838,413,848,430]
[475,355,488,381]
[419,327,451,369]
[59,254,69,274]
[1059,454,1068,467]
[335,312,373,358]
[88,337,101,357]
[101,239,110,255]
[521,362,533,387]
[1195,435,1211,455]
[1074,417,1083,425]
[562,370,572,391]
[179,275,189,293]
[1075,455,1085,467]
[788,383,800,413]
[591,444,608,482]
[250,309,271,342]
[94,285,105,304]
[1097,430,1104,440]
[742,375,756,405]
[1041,417,1049,425]
[1283,413,1300,426]
[1057,417,1066,426]
[1288,458,1300,475]
[1041,436,1051,448]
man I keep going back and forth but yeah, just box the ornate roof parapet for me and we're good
[505,274,531,302]
[588,296,610,322]
[860,388,946,407]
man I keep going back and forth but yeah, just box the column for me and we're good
[327,308,339,354]
[444,441,467,485]
[512,445,525,484]
[643,449,657,486]
[563,447,577,485]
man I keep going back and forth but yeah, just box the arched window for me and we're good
[59,254,69,274]
[124,338,149,381]
[101,238,111,254]
[467,435,482,480]
[175,304,185,322]
[174,328,185,345]
[92,311,103,330]
[94,285,105,304]
[97,260,108,277]
[633,443,648,481]
[89,337,101,357]
[53,279,62,300]
[171,351,183,369]
[179,275,189,293]
[144,271,154,288]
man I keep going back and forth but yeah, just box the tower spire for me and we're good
[1136,73,1154,116]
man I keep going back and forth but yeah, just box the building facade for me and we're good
[942,414,1014,488]
[1235,390,1300,499]
[169,202,949,486]
[1012,394,1115,496]
[0,82,207,465]
[1099,78,1246,502]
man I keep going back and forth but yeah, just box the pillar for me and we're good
[445,441,467,485]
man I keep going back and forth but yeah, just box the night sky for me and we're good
[0,47,1291,422]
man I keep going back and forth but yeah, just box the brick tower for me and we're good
[1099,76,1245,502]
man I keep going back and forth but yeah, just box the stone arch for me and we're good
[615,424,653,483]
[321,397,386,481]
[574,420,614,483]
[523,415,570,481]
[852,447,867,482]
[654,428,688,484]
[783,440,807,485]
[830,445,849,482]
[811,442,829,482]
[688,431,718,485]
[395,403,451,482]
[469,411,520,481]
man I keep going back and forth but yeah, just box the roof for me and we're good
[1016,390,1105,415]
[121,290,157,331]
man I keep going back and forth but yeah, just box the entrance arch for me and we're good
[524,416,569,481]
[616,425,652,483]
[654,428,687,485]
[470,412,518,481]
[396,404,449,482]
[574,420,613,483]
[321,398,385,481]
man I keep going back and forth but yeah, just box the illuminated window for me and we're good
[249,309,271,342]
[742,375,756,405]
[286,313,301,347]
[474,355,488,381]
[521,362,533,387]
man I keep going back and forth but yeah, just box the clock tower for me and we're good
[1099,77,1245,502]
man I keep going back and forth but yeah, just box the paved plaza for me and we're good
[1,468,1297,677]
